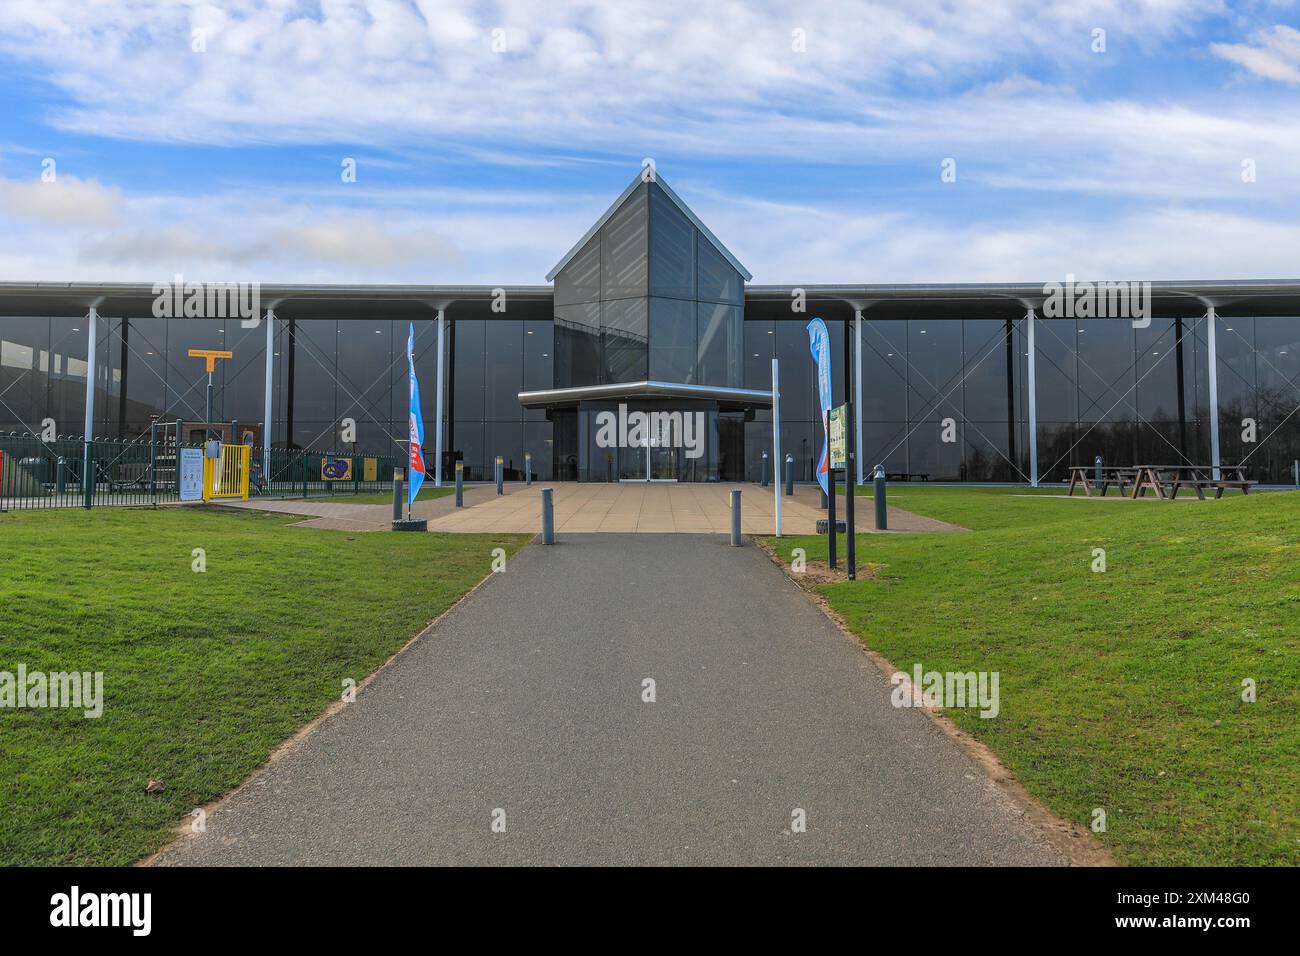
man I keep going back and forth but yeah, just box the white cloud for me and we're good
[0,174,121,226]
[1211,25,1300,83]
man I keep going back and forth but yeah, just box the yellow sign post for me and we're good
[188,349,235,439]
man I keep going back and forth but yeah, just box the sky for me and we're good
[0,0,1298,286]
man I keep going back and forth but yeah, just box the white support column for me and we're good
[83,307,99,439]
[854,310,864,485]
[263,308,274,472]
[434,310,445,486]
[1027,307,1039,487]
[1206,306,1221,480]
[772,358,782,536]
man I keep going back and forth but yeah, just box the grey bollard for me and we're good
[784,454,794,496]
[392,476,404,521]
[1094,455,1103,486]
[525,452,532,486]
[455,461,464,507]
[874,464,888,531]
[730,489,742,546]
[56,457,66,494]
[761,451,769,487]
[495,456,504,495]
[541,487,555,545]
[1294,460,1298,488]
[820,485,828,509]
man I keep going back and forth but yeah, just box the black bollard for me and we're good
[455,461,464,507]
[873,464,887,531]
[784,454,794,497]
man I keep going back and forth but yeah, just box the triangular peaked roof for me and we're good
[545,171,752,283]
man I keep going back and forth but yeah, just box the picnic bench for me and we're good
[1130,464,1253,500]
[1066,465,1139,497]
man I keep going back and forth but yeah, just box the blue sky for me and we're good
[0,0,1298,284]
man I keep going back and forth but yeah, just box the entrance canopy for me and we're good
[517,379,772,409]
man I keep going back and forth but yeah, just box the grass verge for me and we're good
[768,486,1299,865]
[0,505,527,865]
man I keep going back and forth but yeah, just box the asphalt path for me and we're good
[153,533,1064,866]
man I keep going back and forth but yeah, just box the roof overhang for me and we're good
[518,380,771,409]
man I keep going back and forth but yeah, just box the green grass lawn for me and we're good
[0,506,527,865]
[342,486,456,505]
[769,486,1300,866]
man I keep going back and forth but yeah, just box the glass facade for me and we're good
[553,181,743,390]
[4,311,1300,483]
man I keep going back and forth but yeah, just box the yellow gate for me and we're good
[203,444,250,501]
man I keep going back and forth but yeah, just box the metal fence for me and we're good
[0,432,404,511]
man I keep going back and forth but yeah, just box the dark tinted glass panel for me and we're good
[600,185,648,299]
[861,320,907,421]
[0,317,50,431]
[554,302,601,388]
[648,297,695,383]
[168,318,233,424]
[1253,317,1300,422]
[1134,320,1181,424]
[452,319,485,421]
[774,321,813,423]
[1214,316,1255,422]
[696,238,741,303]
[452,420,485,481]
[906,319,962,421]
[1033,320,1078,421]
[524,420,553,480]
[1076,320,1135,424]
[335,320,393,447]
[487,422,525,478]
[522,319,552,421]
[602,298,648,383]
[120,317,170,429]
[697,302,740,386]
[554,234,601,306]
[484,319,522,420]
[744,319,775,390]
[649,184,695,299]
[962,320,1012,421]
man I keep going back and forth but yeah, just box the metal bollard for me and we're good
[495,456,504,495]
[392,476,404,521]
[1294,459,1298,488]
[455,461,464,507]
[1094,454,1103,487]
[874,464,888,531]
[541,487,555,545]
[820,485,828,510]
[761,450,769,487]
[730,489,742,546]
[784,454,794,496]
[56,457,66,494]
[525,452,532,486]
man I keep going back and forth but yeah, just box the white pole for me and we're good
[772,357,782,536]
[854,310,864,485]
[82,307,99,439]
[434,309,445,487]
[263,308,274,473]
[1206,306,1221,481]
[1027,308,1039,487]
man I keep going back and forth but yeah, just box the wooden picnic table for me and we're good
[1066,465,1140,497]
[1130,464,1252,500]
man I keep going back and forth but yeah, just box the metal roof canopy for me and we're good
[544,171,753,282]
[1,279,1299,321]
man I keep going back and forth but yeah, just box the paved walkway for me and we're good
[153,534,1061,866]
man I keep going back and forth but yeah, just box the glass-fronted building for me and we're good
[2,170,1299,484]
